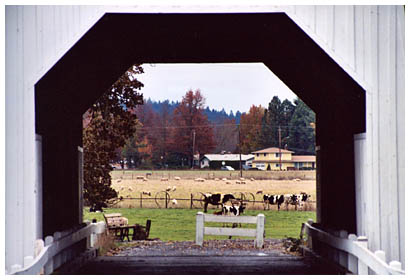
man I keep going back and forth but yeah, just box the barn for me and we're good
[200,154,255,170]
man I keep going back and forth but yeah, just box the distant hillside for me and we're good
[146,98,243,124]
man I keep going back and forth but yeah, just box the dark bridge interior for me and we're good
[35,13,365,237]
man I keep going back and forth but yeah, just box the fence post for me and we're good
[338,230,348,269]
[196,212,204,246]
[44,236,54,275]
[255,214,265,249]
[357,236,369,275]
[389,261,402,271]
[348,234,358,274]
[375,250,386,262]
[53,232,62,270]
[307,219,314,250]
[190,193,193,209]
[23,256,34,268]
[140,192,142,208]
[10,264,22,274]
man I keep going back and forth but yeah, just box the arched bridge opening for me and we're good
[35,13,365,244]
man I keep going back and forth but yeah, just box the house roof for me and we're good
[291,155,316,162]
[252,160,294,163]
[252,147,294,154]
[202,154,255,162]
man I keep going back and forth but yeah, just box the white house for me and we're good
[200,154,254,169]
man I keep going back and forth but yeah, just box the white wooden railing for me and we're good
[8,221,106,275]
[195,212,265,248]
[303,219,405,275]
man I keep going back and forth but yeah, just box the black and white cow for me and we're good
[222,203,246,216]
[203,193,236,213]
[263,194,285,211]
[221,202,246,232]
[283,194,299,210]
[297,192,311,210]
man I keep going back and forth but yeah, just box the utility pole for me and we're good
[192,130,196,169]
[278,126,282,171]
[238,124,242,178]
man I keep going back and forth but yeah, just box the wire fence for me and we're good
[108,191,316,211]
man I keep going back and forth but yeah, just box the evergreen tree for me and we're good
[83,64,144,209]
[288,98,316,154]
[259,96,283,148]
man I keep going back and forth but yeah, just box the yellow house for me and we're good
[251,147,294,171]
[292,155,316,170]
[251,147,316,170]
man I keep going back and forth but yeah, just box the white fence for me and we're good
[195,212,265,248]
[8,221,106,275]
[303,219,404,275]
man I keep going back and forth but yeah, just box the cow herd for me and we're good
[262,192,311,211]
[202,191,311,216]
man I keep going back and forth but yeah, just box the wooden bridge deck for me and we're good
[73,255,344,275]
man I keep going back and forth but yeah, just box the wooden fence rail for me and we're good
[303,219,404,275]
[195,212,265,248]
[9,221,106,275]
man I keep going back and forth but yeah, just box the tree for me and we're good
[258,96,296,150]
[239,105,265,154]
[121,119,145,168]
[170,89,215,166]
[213,118,238,153]
[83,64,144,209]
[287,98,316,154]
[259,96,283,148]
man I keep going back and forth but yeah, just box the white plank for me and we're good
[204,214,257,224]
[378,5,399,264]
[354,133,366,236]
[333,6,355,69]
[353,5,365,80]
[5,5,25,271]
[23,7,38,261]
[315,5,334,48]
[294,5,315,30]
[204,227,256,237]
[395,5,405,268]
[364,5,382,255]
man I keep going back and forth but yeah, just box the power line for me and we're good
[133,123,315,131]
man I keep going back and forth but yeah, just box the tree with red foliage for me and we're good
[170,89,215,167]
[239,105,265,154]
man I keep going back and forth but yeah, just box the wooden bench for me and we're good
[103,213,151,241]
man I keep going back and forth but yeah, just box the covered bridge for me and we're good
[5,5,404,274]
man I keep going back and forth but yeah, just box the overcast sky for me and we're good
[139,63,298,113]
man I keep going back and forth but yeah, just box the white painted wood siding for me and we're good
[287,5,404,266]
[5,5,404,271]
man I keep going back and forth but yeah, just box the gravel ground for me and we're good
[107,239,301,257]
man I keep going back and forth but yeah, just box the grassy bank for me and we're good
[84,208,315,241]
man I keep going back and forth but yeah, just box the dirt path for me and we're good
[109,239,298,257]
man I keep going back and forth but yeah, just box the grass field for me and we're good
[84,208,316,241]
[111,169,316,181]
[109,171,316,211]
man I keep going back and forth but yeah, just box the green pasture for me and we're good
[84,208,315,241]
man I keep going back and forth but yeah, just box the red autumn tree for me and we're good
[239,105,265,154]
[171,89,215,167]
